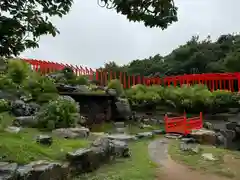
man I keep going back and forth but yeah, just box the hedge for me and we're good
[125,84,240,113]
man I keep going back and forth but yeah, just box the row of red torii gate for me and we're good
[22,58,240,92]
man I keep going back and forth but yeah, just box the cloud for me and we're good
[21,0,240,68]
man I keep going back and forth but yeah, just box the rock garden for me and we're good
[1,59,240,180]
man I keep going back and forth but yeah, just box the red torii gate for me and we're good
[20,58,240,92]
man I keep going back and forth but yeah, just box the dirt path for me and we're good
[148,138,231,180]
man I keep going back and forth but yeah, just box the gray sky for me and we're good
[20,0,240,69]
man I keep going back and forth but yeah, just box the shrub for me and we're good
[0,99,10,113]
[0,74,17,90]
[75,75,88,85]
[125,84,163,109]
[108,79,125,96]
[35,96,80,130]
[126,84,237,113]
[23,72,58,104]
[0,112,14,131]
[6,59,31,84]
[211,90,235,111]
[162,85,213,112]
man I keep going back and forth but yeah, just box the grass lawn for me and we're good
[0,128,90,164]
[76,140,158,180]
[168,140,240,179]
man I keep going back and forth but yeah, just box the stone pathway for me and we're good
[148,138,232,180]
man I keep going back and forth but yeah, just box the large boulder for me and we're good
[66,137,130,173]
[0,162,18,180]
[36,135,53,146]
[13,116,38,128]
[190,129,217,145]
[115,98,132,120]
[66,148,95,173]
[11,100,40,117]
[179,142,200,153]
[17,160,69,180]
[75,85,91,93]
[52,127,90,139]
[105,88,117,96]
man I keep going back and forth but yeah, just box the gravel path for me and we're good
[148,138,231,180]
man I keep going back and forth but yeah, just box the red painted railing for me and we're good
[22,58,95,80]
[21,58,240,92]
[164,112,203,135]
[95,70,240,91]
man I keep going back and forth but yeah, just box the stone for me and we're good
[220,129,236,139]
[115,98,132,120]
[59,95,76,103]
[107,134,137,142]
[11,100,38,117]
[28,102,41,114]
[66,137,126,173]
[203,122,214,130]
[135,132,154,139]
[56,83,78,92]
[75,85,91,93]
[110,140,130,158]
[226,121,238,130]
[66,148,94,172]
[52,127,90,139]
[143,118,150,123]
[17,160,69,180]
[190,129,217,145]
[216,129,237,149]
[0,162,18,180]
[202,153,216,161]
[179,142,200,153]
[181,137,197,144]
[36,135,53,146]
[4,126,21,133]
[139,123,152,129]
[115,128,126,134]
[142,124,153,128]
[13,116,38,127]
[114,122,125,128]
[106,88,117,96]
[165,133,182,139]
[228,108,239,114]
[78,116,87,125]
[152,129,165,135]
[114,122,126,134]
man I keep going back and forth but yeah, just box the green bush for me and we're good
[162,85,213,111]
[74,75,88,85]
[108,79,125,96]
[126,84,239,113]
[0,74,17,90]
[211,90,235,111]
[125,84,162,108]
[0,99,10,113]
[0,112,15,131]
[35,96,80,130]
[23,72,58,104]
[6,59,31,84]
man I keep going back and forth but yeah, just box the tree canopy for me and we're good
[0,0,177,57]
[102,34,240,76]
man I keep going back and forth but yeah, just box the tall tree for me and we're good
[0,0,178,57]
